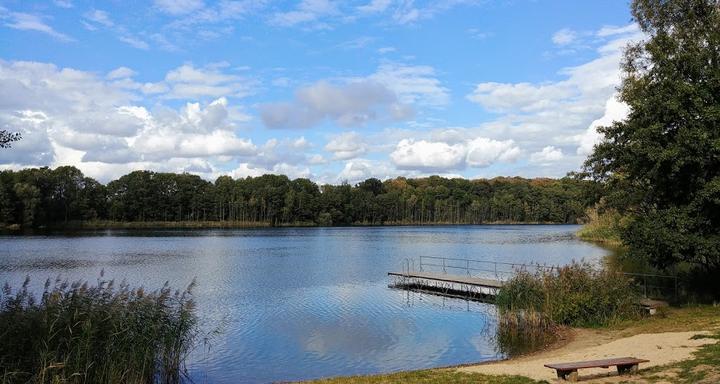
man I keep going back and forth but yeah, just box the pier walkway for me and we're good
[388,256,679,303]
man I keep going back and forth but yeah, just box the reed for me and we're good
[0,274,199,384]
[496,309,559,357]
[496,262,643,328]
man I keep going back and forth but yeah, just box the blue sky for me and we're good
[0,0,641,183]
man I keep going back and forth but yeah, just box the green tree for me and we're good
[584,0,720,273]
[0,130,21,148]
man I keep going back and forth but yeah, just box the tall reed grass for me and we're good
[496,262,642,327]
[495,309,559,357]
[0,274,199,384]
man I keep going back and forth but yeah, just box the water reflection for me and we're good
[0,225,608,383]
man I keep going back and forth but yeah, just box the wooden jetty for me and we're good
[387,271,503,289]
[389,256,679,303]
[387,270,504,301]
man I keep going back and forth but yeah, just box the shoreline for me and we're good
[301,305,720,383]
[1,220,581,232]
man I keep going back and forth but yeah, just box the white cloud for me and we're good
[53,1,73,8]
[465,24,643,162]
[357,0,393,13]
[3,12,74,42]
[552,28,576,46]
[163,63,254,99]
[370,63,449,106]
[269,0,338,27]
[0,60,263,182]
[336,159,395,184]
[390,139,466,171]
[84,9,113,27]
[118,35,150,50]
[260,80,411,129]
[597,24,639,37]
[529,146,563,164]
[229,162,311,180]
[575,95,629,156]
[107,66,137,80]
[377,46,396,54]
[154,0,205,15]
[465,138,521,167]
[324,132,367,160]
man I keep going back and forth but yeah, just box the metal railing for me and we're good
[414,255,679,299]
[418,255,557,281]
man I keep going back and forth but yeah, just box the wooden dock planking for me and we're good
[387,271,504,289]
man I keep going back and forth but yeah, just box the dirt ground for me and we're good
[457,329,715,382]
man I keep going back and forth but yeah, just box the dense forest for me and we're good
[0,166,601,229]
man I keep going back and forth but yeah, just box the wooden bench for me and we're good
[544,357,649,381]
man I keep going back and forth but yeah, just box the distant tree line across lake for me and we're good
[0,166,602,229]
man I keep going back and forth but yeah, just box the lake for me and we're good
[0,225,608,383]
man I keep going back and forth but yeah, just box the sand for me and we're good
[458,330,715,382]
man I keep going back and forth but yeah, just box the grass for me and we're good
[0,274,200,384]
[609,305,720,335]
[636,329,720,383]
[301,369,546,384]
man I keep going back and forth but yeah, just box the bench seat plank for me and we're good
[544,357,648,370]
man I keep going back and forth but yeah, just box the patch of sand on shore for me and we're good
[458,330,715,382]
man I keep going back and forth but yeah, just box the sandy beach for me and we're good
[459,329,716,382]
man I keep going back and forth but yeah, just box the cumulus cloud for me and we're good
[529,146,564,165]
[0,59,264,182]
[336,159,396,184]
[324,132,367,160]
[466,138,521,167]
[229,162,311,180]
[390,137,519,171]
[390,139,465,171]
[260,80,412,129]
[107,66,137,80]
[575,95,629,156]
[466,24,643,165]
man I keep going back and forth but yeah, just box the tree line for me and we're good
[0,166,601,228]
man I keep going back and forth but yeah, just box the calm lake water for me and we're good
[0,225,608,383]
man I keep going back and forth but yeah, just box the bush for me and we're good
[0,275,199,384]
[496,262,642,327]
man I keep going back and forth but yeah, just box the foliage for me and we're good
[575,207,627,245]
[0,276,199,384]
[0,167,602,229]
[0,130,21,149]
[496,262,643,327]
[583,0,720,276]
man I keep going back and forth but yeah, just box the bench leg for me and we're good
[556,369,579,382]
[617,363,639,375]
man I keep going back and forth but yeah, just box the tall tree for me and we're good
[0,130,21,148]
[585,0,720,272]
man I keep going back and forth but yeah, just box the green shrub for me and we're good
[0,275,199,384]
